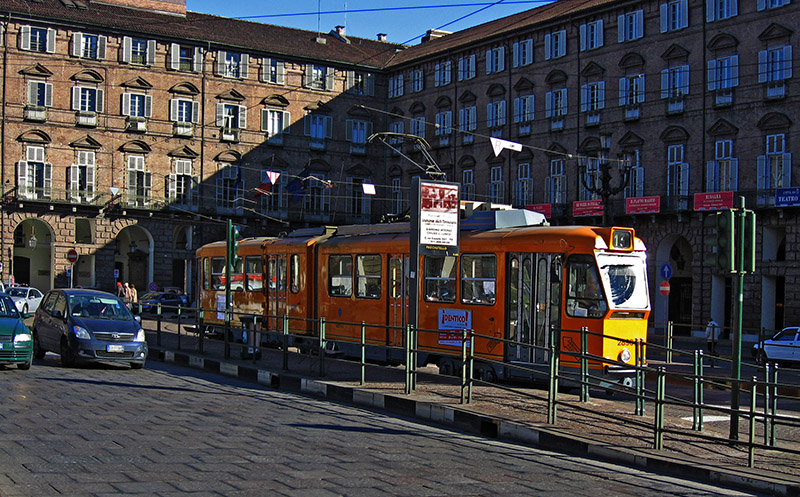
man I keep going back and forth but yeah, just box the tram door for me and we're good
[266,254,287,331]
[387,255,408,347]
[507,253,560,364]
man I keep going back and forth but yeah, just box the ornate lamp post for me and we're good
[579,134,631,226]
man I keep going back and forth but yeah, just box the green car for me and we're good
[0,294,33,370]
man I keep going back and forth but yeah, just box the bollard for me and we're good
[748,376,757,468]
[156,302,162,346]
[360,321,366,386]
[580,327,589,402]
[282,314,289,371]
[197,309,204,355]
[666,321,674,363]
[770,365,778,446]
[460,329,469,405]
[467,331,474,404]
[654,367,666,450]
[177,304,182,351]
[764,363,771,446]
[224,308,231,360]
[318,317,326,377]
[694,350,705,431]
[635,338,645,416]
[404,324,412,395]
[547,328,559,425]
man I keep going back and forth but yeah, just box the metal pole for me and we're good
[730,196,746,440]
[404,324,412,395]
[654,367,666,450]
[580,326,589,402]
[282,314,289,371]
[547,326,558,424]
[318,317,326,377]
[770,365,778,446]
[666,321,673,363]
[176,304,182,351]
[748,376,757,468]
[224,219,232,361]
[698,350,705,431]
[764,362,771,446]
[460,329,468,404]
[635,338,645,416]
[467,331,474,404]
[360,321,366,386]
[197,309,204,355]
[156,302,162,346]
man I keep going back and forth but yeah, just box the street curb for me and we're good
[151,346,800,497]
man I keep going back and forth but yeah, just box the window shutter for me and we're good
[526,95,534,121]
[758,50,768,82]
[680,0,689,27]
[146,39,156,66]
[459,108,466,129]
[545,91,553,117]
[238,105,247,129]
[325,68,335,91]
[193,47,203,72]
[597,20,604,46]
[619,77,629,106]
[276,61,286,84]
[730,55,739,86]
[240,54,249,79]
[216,103,224,127]
[168,173,177,200]
[469,54,476,77]
[757,155,767,189]
[708,59,718,90]
[486,49,492,74]
[144,95,152,118]
[170,99,178,121]
[261,108,269,132]
[169,43,179,70]
[97,35,107,59]
[27,81,36,106]
[261,58,270,82]
[346,70,355,90]
[661,69,670,98]
[324,116,333,138]
[580,24,587,51]
[346,119,354,141]
[706,0,716,22]
[44,83,53,107]
[72,33,82,57]
[122,93,131,116]
[70,164,80,194]
[17,161,28,195]
[545,34,551,59]
[681,65,690,94]
[72,87,81,110]
[730,0,738,16]
[95,89,104,113]
[215,51,225,76]
[457,57,465,81]
[487,103,494,128]
[635,11,644,38]
[730,158,738,191]
[706,161,717,191]
[469,107,477,130]
[680,162,690,195]
[497,47,505,72]
[513,97,521,123]
[43,162,52,194]
[660,3,668,32]
[192,101,200,123]
[525,40,533,64]
[46,28,56,53]
[19,25,30,51]
[144,172,152,199]
[513,42,520,67]
[598,82,605,109]
[282,111,290,133]
[783,153,792,187]
[757,0,765,10]
[783,46,793,79]
[558,31,566,56]
[580,84,589,112]
[122,36,132,63]
[499,100,507,125]
[304,114,311,136]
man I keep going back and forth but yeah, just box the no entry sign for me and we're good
[66,249,79,264]
[659,280,671,296]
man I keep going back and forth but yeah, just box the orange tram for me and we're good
[196,208,651,386]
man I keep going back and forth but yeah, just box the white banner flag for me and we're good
[490,137,523,156]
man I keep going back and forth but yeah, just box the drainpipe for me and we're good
[1,14,9,285]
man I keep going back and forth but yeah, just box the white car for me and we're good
[6,287,44,315]
[752,327,799,365]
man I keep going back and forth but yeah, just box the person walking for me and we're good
[116,281,125,298]
[705,319,720,357]
[129,283,138,304]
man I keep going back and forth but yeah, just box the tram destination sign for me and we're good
[413,180,460,256]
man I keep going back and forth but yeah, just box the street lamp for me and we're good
[28,230,37,248]
[129,241,137,253]
[579,134,631,226]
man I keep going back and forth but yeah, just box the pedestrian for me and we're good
[123,282,131,303]
[116,281,125,298]
[705,319,720,356]
[129,283,138,304]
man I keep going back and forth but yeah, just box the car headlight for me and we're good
[73,325,91,339]
[14,333,32,344]
[135,329,145,342]
[618,348,632,364]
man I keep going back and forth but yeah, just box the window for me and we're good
[485,46,505,74]
[623,150,644,198]
[346,119,372,154]
[708,55,739,105]
[667,144,689,205]
[661,65,690,108]
[581,81,606,112]
[71,87,104,125]
[216,164,240,209]
[69,150,95,204]
[126,155,151,207]
[580,20,604,51]
[706,0,738,20]
[388,73,404,98]
[290,255,300,294]
[304,172,332,216]
[513,95,535,133]
[515,163,533,206]
[579,157,601,201]
[169,44,202,72]
[759,46,792,99]
[707,140,738,192]
[513,39,533,67]
[434,111,453,137]
[262,109,291,144]
[566,255,607,319]
[486,100,507,129]
[619,74,645,106]
[391,178,403,214]
[545,89,568,120]
[545,30,567,60]
[346,71,375,95]
[17,146,51,200]
[410,68,424,93]
[488,166,504,203]
[122,93,153,119]
[168,160,198,206]
[121,37,155,65]
[434,61,452,87]
[356,255,381,298]
[209,257,225,290]
[19,26,56,53]
[245,256,263,292]
[410,117,426,139]
[216,103,246,130]
[262,58,286,85]
[547,158,566,204]
[660,0,689,32]
[304,113,332,149]
[461,255,496,305]
[618,10,644,42]
[459,106,477,144]
[757,134,791,199]
[26,81,53,121]
[458,54,477,80]
[390,120,404,151]
[170,98,200,135]
[462,169,475,201]
[261,169,288,217]
[72,33,106,60]
[329,255,353,297]
[757,0,789,10]
[424,256,456,303]
[304,64,334,90]
[217,51,249,79]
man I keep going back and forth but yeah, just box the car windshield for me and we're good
[69,295,133,320]
[140,292,161,300]
[7,288,27,297]
[0,296,21,318]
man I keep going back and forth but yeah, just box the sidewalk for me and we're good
[143,320,800,497]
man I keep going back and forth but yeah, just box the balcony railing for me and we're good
[518,123,531,136]
[173,122,194,137]
[24,106,47,122]
[220,127,240,143]
[310,137,326,150]
[126,116,147,133]
[585,111,601,127]
[766,81,785,100]
[666,95,684,115]
[76,111,97,127]
[350,143,366,155]
[624,105,640,121]
[714,88,733,107]
[550,117,564,131]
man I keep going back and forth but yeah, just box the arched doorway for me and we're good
[654,235,694,336]
[115,226,153,293]
[13,219,53,290]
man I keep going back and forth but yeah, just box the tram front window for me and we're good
[566,255,607,318]
[597,253,650,310]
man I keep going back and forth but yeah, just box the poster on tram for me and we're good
[416,180,460,256]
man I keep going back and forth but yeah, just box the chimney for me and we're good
[377,33,387,42]
[329,25,350,44]
[335,25,346,37]
[421,29,452,43]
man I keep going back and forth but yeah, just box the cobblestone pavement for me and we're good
[0,356,768,497]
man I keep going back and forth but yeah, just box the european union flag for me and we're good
[286,167,309,203]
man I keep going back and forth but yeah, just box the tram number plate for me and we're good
[617,340,634,346]
[107,344,124,353]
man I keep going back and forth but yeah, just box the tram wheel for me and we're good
[438,358,456,376]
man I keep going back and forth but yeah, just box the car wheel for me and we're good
[32,331,46,359]
[18,360,31,371]
[130,362,144,370]
[60,337,76,368]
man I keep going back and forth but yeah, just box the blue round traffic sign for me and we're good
[149,281,158,291]
[660,263,673,280]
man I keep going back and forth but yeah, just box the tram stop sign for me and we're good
[659,280,671,296]
[66,249,79,264]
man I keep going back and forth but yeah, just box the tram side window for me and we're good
[461,254,496,305]
[267,257,287,292]
[565,255,607,318]
[356,254,381,299]
[329,255,353,297]
[245,256,262,291]
[202,257,210,291]
[231,257,244,292]
[424,255,457,303]
[290,255,300,294]
[210,257,225,290]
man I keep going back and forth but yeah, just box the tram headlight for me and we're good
[618,348,632,364]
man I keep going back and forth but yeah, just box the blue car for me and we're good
[0,294,33,370]
[33,289,147,369]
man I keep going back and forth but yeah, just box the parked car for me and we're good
[752,327,799,365]
[0,294,32,370]
[7,286,44,314]
[138,292,184,313]
[162,287,191,307]
[32,289,147,369]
